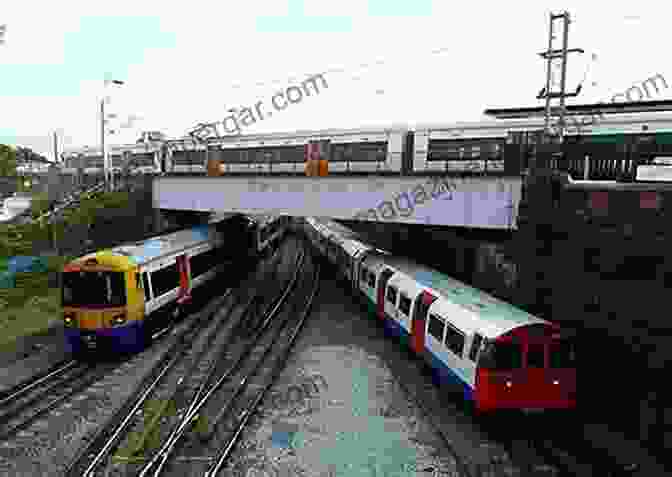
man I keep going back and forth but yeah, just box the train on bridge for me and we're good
[61,214,289,357]
[60,111,672,181]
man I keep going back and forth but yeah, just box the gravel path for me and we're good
[0,323,70,396]
[220,261,494,477]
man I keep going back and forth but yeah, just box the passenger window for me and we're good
[444,323,465,357]
[367,271,376,288]
[490,343,522,369]
[386,286,397,305]
[469,333,483,362]
[398,294,411,316]
[427,314,445,342]
[527,343,545,368]
[360,269,367,283]
[136,273,142,289]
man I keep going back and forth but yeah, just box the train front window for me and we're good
[526,343,545,368]
[550,340,576,368]
[62,271,126,307]
[480,342,522,370]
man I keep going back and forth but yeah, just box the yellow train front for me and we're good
[61,252,146,356]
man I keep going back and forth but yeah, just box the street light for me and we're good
[101,78,124,191]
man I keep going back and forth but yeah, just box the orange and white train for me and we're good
[302,217,576,413]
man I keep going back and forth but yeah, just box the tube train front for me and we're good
[301,217,576,414]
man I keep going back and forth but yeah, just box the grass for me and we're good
[0,255,71,356]
[0,287,61,355]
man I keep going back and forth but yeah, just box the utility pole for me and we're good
[101,98,107,190]
[53,131,58,163]
[101,78,124,192]
[537,11,584,143]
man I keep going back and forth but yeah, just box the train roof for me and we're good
[64,224,224,271]
[112,224,223,266]
[310,217,390,255]
[363,254,547,339]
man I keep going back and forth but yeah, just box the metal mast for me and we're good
[537,11,584,143]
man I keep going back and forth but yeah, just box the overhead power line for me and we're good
[227,44,452,91]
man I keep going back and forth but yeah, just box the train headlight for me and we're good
[111,314,127,326]
[506,381,512,388]
[63,313,75,326]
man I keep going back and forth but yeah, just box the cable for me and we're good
[177,45,452,139]
[227,44,451,91]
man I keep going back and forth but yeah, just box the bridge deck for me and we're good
[153,174,522,230]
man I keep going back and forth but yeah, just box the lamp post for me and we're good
[101,78,124,191]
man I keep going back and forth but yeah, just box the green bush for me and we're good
[30,192,51,219]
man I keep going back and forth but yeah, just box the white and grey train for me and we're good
[163,112,672,176]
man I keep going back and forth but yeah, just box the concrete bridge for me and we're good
[153,174,522,229]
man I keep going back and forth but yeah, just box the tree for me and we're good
[0,144,18,176]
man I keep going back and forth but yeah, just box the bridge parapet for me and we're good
[153,174,522,230]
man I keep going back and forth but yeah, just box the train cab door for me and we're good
[175,254,192,305]
[377,268,394,322]
[411,290,437,355]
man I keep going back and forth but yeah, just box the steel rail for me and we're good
[139,249,307,477]
[205,261,321,477]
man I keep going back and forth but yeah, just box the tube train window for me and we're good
[484,342,522,370]
[444,322,465,357]
[360,269,368,284]
[398,294,411,316]
[469,333,483,362]
[427,313,445,342]
[386,285,397,305]
[527,343,545,368]
[150,262,178,297]
[550,340,576,368]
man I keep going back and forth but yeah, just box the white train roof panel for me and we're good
[381,256,547,338]
[111,224,222,266]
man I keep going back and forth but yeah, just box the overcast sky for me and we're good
[0,1,670,158]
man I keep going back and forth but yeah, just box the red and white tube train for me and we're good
[301,217,576,413]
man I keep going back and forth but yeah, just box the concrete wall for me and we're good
[515,171,672,458]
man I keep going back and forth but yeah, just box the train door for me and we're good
[411,290,438,355]
[175,254,191,305]
[377,268,394,321]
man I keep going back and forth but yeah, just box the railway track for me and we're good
[488,412,642,477]
[65,236,307,477]
[153,248,318,477]
[0,357,127,443]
